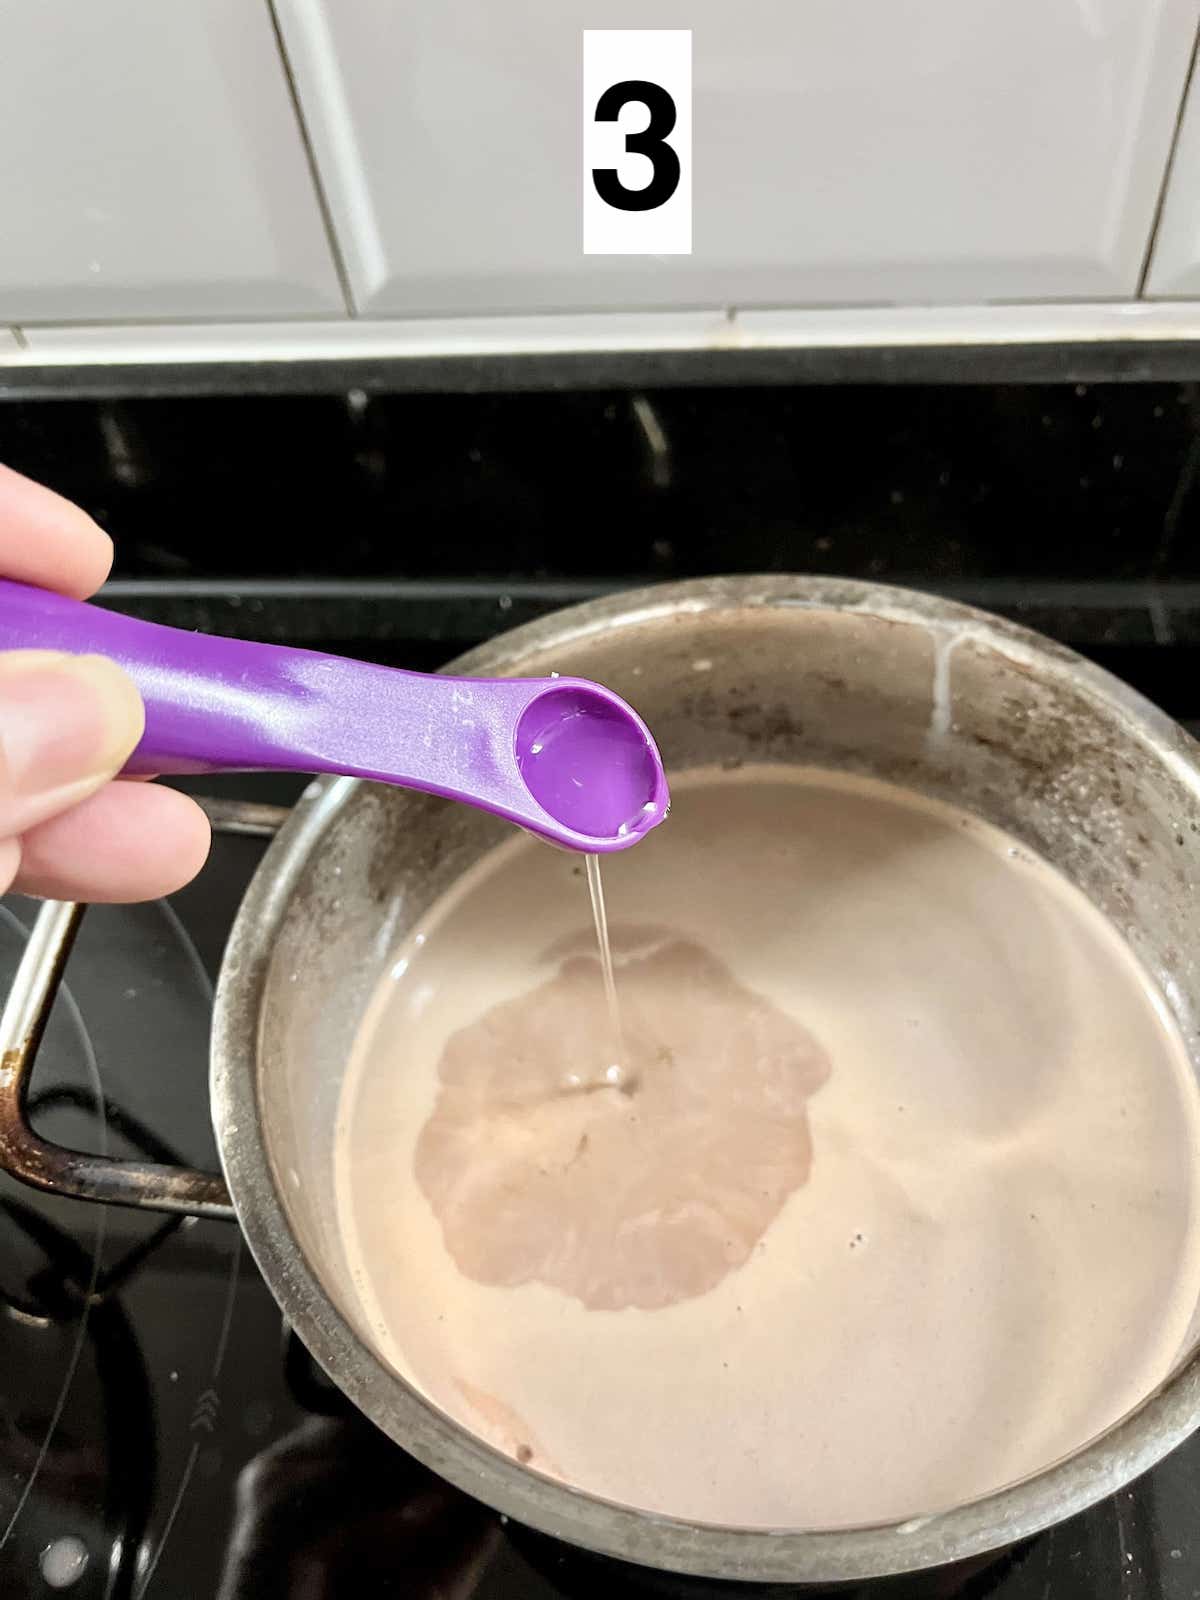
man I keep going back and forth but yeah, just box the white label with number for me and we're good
[582,30,692,256]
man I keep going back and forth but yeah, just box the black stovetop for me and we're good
[4,379,1200,1597]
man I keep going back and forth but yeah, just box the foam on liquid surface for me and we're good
[335,767,1200,1529]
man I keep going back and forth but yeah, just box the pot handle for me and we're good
[0,796,289,1221]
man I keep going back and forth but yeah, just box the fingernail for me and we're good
[0,651,144,817]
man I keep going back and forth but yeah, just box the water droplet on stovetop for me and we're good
[40,1536,89,1589]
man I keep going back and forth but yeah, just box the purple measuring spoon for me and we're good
[0,579,669,854]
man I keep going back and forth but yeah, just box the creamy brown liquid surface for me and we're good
[335,768,1200,1529]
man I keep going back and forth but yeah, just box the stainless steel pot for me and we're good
[3,574,1200,1587]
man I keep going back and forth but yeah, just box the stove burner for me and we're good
[0,1187,156,1596]
[0,891,237,1599]
[0,900,108,1571]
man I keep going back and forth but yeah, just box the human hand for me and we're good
[0,463,210,901]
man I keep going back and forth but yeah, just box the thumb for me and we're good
[0,650,145,845]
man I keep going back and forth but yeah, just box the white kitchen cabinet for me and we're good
[1144,57,1200,296]
[277,0,1198,317]
[0,0,344,321]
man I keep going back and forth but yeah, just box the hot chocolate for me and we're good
[335,767,1200,1528]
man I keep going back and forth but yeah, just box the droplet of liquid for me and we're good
[40,1537,89,1590]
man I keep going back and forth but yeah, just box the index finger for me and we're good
[0,464,114,599]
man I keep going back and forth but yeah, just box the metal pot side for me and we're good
[211,576,1200,1585]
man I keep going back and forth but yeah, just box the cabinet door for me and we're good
[1144,55,1200,296]
[0,0,343,321]
[278,0,1197,316]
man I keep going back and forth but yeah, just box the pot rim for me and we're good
[210,574,1200,1583]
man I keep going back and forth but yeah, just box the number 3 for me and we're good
[591,80,681,212]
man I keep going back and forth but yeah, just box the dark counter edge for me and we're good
[6,339,1200,400]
